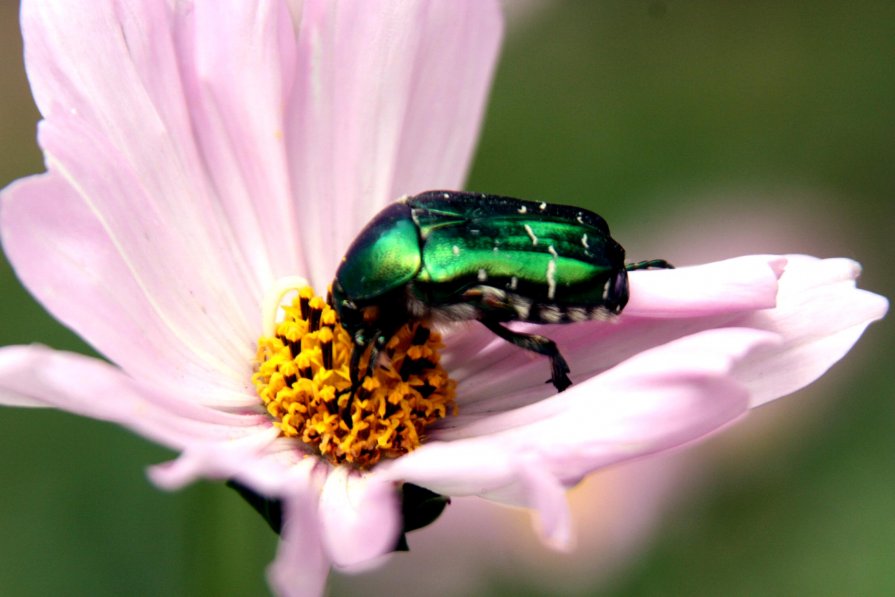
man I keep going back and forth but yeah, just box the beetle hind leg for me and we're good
[626,259,674,271]
[481,319,572,392]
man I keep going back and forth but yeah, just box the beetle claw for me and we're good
[337,383,360,429]
[549,354,572,392]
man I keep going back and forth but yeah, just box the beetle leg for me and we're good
[340,344,364,428]
[343,334,380,427]
[481,319,572,392]
[348,343,365,389]
[626,259,674,271]
[343,332,390,422]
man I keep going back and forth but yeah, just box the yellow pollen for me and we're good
[252,287,457,468]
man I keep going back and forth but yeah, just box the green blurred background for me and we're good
[1,1,892,595]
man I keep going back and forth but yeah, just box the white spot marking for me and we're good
[443,192,450,199]
[581,233,590,249]
[478,268,488,282]
[548,244,559,258]
[518,205,528,214]
[576,213,584,224]
[509,276,518,290]
[589,306,613,322]
[539,202,547,210]
[513,298,532,319]
[452,245,460,256]
[523,224,538,246]
[540,305,563,323]
[602,279,610,301]
[568,307,588,322]
[546,259,557,300]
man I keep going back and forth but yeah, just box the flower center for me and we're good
[252,286,456,468]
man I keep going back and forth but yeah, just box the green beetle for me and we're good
[331,191,672,394]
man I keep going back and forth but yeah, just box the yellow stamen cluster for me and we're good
[252,287,456,468]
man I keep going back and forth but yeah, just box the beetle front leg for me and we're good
[481,319,572,392]
[344,335,383,428]
[348,342,365,391]
[346,331,389,395]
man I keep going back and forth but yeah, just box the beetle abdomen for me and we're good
[410,280,615,326]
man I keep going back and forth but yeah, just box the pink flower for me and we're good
[0,1,887,596]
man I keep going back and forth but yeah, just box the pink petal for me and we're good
[623,255,784,316]
[172,0,309,283]
[517,466,573,550]
[1,173,254,406]
[319,468,401,568]
[0,344,311,500]
[268,485,331,597]
[731,256,889,406]
[20,0,256,307]
[14,0,265,382]
[147,426,288,491]
[380,327,776,499]
[286,0,503,287]
[0,345,269,450]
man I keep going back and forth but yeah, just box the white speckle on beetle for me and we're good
[581,233,590,249]
[567,307,588,322]
[602,279,610,301]
[452,245,460,256]
[576,213,584,224]
[546,259,557,300]
[523,224,538,246]
[539,202,547,211]
[509,276,518,290]
[518,205,528,214]
[443,192,450,199]
[493,245,499,252]
[588,306,613,322]
[478,268,488,282]
[512,297,532,319]
[540,305,563,323]
[548,244,559,258]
